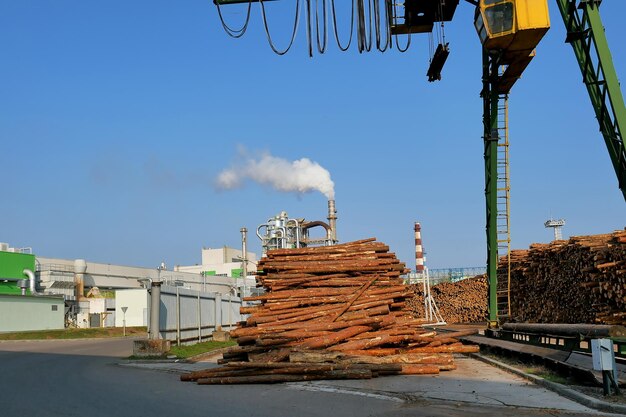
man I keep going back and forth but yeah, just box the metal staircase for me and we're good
[496,94,511,319]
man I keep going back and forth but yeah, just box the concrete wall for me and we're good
[0,294,64,332]
[115,289,148,327]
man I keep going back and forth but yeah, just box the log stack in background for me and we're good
[181,238,479,385]
[505,229,626,325]
[408,276,488,324]
[405,230,625,325]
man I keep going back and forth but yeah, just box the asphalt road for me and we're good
[0,338,612,417]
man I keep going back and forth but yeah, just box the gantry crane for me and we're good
[213,0,626,328]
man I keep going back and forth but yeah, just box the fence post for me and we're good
[228,294,232,329]
[176,286,181,345]
[197,291,201,343]
[215,293,222,331]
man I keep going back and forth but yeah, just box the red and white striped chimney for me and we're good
[414,222,425,274]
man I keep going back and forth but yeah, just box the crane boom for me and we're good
[556,0,626,200]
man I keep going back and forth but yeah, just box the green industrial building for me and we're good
[0,248,64,331]
[0,250,35,295]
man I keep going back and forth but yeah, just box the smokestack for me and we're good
[328,200,337,243]
[414,223,425,274]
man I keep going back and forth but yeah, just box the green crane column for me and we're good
[482,48,499,327]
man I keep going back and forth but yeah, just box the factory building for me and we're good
[0,242,259,332]
[174,246,258,279]
[0,244,64,331]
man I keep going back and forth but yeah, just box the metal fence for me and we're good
[405,267,486,285]
[428,267,486,284]
[157,285,243,345]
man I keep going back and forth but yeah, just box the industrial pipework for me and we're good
[257,200,338,254]
[23,269,40,295]
[74,259,87,300]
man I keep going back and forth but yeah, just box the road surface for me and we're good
[0,338,611,417]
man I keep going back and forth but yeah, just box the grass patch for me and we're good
[168,340,236,359]
[483,353,574,385]
[0,327,147,340]
[524,368,570,385]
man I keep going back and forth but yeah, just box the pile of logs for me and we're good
[181,238,478,385]
[503,229,626,325]
[408,276,488,324]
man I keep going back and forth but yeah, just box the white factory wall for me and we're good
[175,246,258,281]
[0,294,64,332]
[201,246,258,266]
[115,289,148,327]
[36,257,239,296]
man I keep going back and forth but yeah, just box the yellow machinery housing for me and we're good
[474,0,550,93]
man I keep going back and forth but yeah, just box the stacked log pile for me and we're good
[408,276,488,324]
[504,229,626,325]
[181,238,478,385]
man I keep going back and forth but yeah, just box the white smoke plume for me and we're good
[216,148,335,199]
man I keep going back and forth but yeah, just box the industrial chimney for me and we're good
[327,200,337,244]
[414,223,425,274]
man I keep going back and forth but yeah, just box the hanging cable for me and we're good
[315,0,328,54]
[365,0,373,51]
[438,0,446,46]
[305,0,313,56]
[216,0,412,55]
[356,0,364,52]
[391,0,410,53]
[428,31,434,62]
[356,0,373,53]
[395,31,411,52]
[373,0,391,52]
[259,0,301,55]
[215,1,252,38]
[330,0,354,51]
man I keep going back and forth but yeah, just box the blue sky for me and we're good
[1,1,624,270]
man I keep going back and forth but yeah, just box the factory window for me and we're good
[51,305,58,311]
[485,2,514,35]
[474,12,488,44]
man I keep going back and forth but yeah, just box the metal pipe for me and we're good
[18,279,28,296]
[149,281,162,340]
[23,269,40,296]
[287,218,301,247]
[301,221,332,242]
[241,227,248,298]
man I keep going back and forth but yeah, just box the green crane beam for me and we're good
[556,0,626,201]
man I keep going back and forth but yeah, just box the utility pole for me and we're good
[241,227,248,299]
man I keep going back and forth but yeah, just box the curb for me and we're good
[121,346,232,365]
[472,353,626,415]
[0,336,145,343]
[186,346,232,363]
